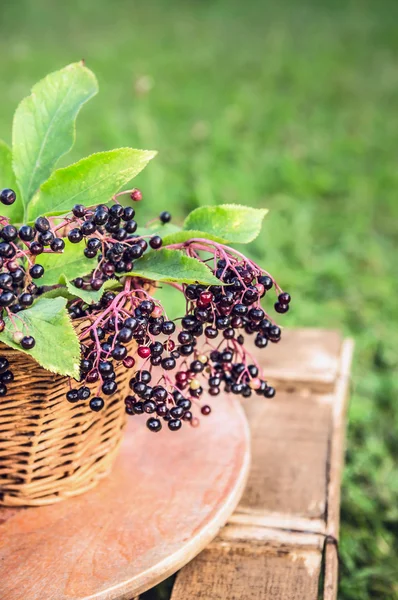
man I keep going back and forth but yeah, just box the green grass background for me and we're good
[1,0,397,597]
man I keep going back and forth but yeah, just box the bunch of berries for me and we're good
[0,186,291,432]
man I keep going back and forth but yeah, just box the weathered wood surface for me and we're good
[0,395,250,600]
[170,329,354,600]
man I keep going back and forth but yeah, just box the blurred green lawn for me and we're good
[1,0,397,597]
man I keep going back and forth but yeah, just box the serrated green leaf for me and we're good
[38,239,95,286]
[136,221,182,238]
[0,297,80,378]
[12,62,98,209]
[124,248,221,285]
[28,148,157,220]
[183,204,268,244]
[40,287,76,301]
[162,229,227,245]
[0,140,23,222]
[65,279,121,304]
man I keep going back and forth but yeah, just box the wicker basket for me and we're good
[0,319,134,507]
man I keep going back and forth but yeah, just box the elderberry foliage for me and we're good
[0,62,292,432]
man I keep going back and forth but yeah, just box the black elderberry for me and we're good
[152,386,168,402]
[87,238,102,251]
[12,268,25,284]
[112,345,128,361]
[264,386,276,398]
[179,344,194,356]
[221,349,233,363]
[66,389,79,403]
[258,275,273,290]
[159,211,171,223]
[161,357,176,370]
[248,308,265,322]
[122,206,135,221]
[19,292,33,308]
[1,370,14,384]
[170,406,184,419]
[181,315,197,330]
[146,417,162,432]
[72,204,86,217]
[91,278,103,291]
[168,419,182,431]
[20,335,35,350]
[98,361,113,376]
[149,341,163,356]
[68,228,83,244]
[274,302,289,314]
[1,225,18,242]
[138,239,148,252]
[34,217,50,233]
[125,219,137,234]
[81,220,96,235]
[102,380,118,396]
[177,398,192,410]
[278,292,291,304]
[255,335,268,348]
[0,357,9,374]
[178,331,192,344]
[248,365,259,377]
[29,241,43,255]
[185,285,199,300]
[138,370,151,383]
[90,397,105,411]
[143,399,157,414]
[0,273,13,289]
[19,225,35,242]
[109,204,124,218]
[0,188,16,205]
[50,238,65,252]
[216,316,230,330]
[78,386,91,400]
[133,401,144,414]
[268,325,281,342]
[0,242,15,258]
[0,291,15,306]
[149,235,162,249]
[94,208,109,225]
[37,230,54,246]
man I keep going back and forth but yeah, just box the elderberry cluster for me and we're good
[66,203,169,294]
[0,185,292,432]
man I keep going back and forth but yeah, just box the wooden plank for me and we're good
[170,332,354,600]
[238,391,332,525]
[251,328,343,393]
[171,542,323,600]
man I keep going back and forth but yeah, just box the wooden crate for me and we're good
[144,329,354,600]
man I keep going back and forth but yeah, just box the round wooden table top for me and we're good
[0,395,250,600]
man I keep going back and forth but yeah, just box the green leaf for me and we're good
[0,297,80,378]
[40,287,76,301]
[183,204,268,244]
[124,248,221,285]
[162,229,227,245]
[137,221,182,238]
[38,239,95,286]
[12,61,98,208]
[0,140,23,222]
[28,148,156,220]
[65,279,121,304]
